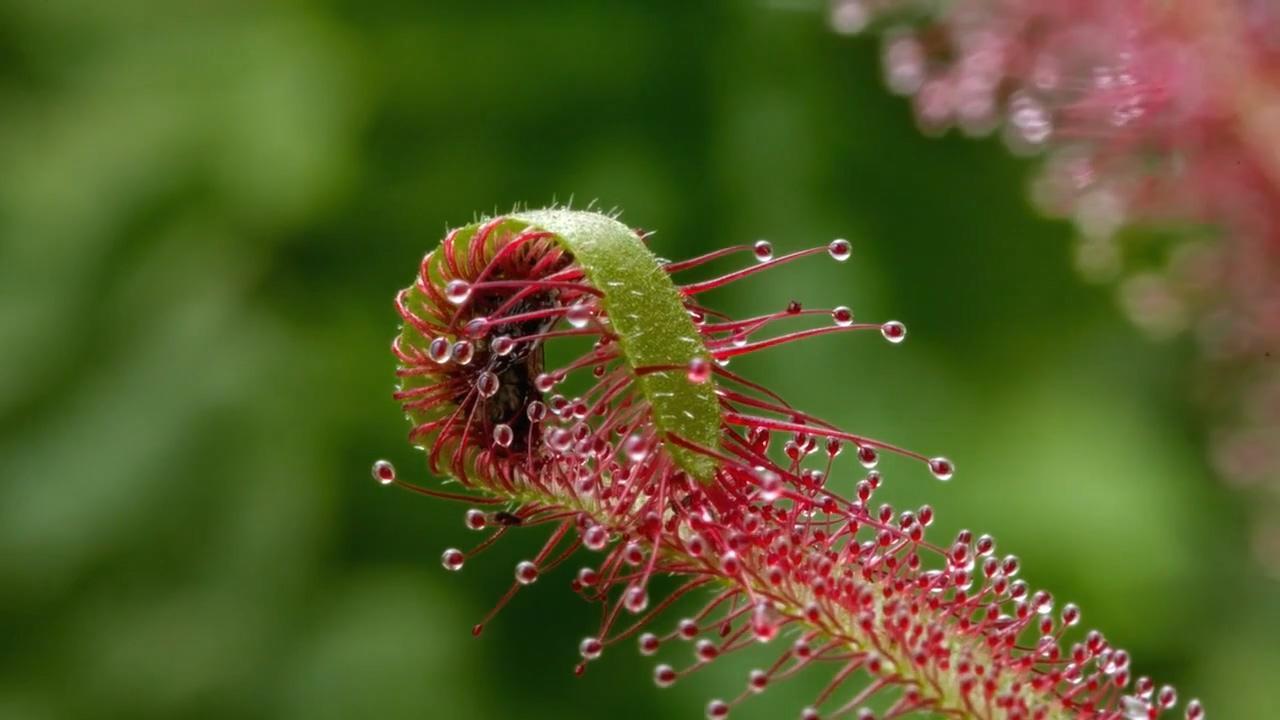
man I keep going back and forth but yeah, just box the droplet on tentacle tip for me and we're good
[653,664,677,688]
[828,237,852,261]
[428,337,453,364]
[687,357,712,384]
[928,456,954,481]
[751,601,779,642]
[548,428,573,453]
[1062,603,1081,627]
[720,550,741,575]
[881,320,907,343]
[515,560,539,585]
[566,303,594,329]
[857,445,879,469]
[582,524,609,551]
[753,240,774,262]
[445,279,472,304]
[491,334,515,356]
[371,459,396,485]
[441,548,465,571]
[639,632,660,655]
[832,306,854,327]
[706,699,730,719]
[464,317,488,338]
[624,434,650,462]
[623,584,649,613]
[492,423,514,448]
[477,371,500,398]
[464,508,487,531]
[535,373,556,392]
[579,636,603,660]
[792,638,812,659]
[622,541,645,566]
[527,400,547,422]
[695,638,719,662]
[452,340,474,365]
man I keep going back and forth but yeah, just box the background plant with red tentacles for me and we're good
[827,0,1280,576]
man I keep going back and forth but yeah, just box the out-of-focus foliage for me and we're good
[0,1,1270,718]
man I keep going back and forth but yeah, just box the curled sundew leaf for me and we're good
[379,208,1199,720]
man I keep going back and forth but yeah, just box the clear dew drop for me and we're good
[622,541,645,566]
[695,639,719,662]
[371,459,396,485]
[721,550,741,575]
[624,434,650,463]
[515,560,539,585]
[464,508,487,531]
[579,637,603,661]
[428,337,453,364]
[441,548,465,571]
[445,279,472,304]
[828,238,852,261]
[566,303,594,329]
[583,525,609,551]
[753,240,774,262]
[624,584,649,613]
[1062,603,1081,627]
[492,423,514,448]
[639,632,660,656]
[464,317,488,338]
[928,456,954,481]
[452,340,474,365]
[687,357,712,384]
[751,601,779,643]
[832,306,854,327]
[548,428,573,453]
[527,400,547,422]
[477,371,500,398]
[880,320,907,343]
[491,334,515,356]
[857,445,879,469]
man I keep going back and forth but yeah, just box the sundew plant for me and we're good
[377,209,1203,719]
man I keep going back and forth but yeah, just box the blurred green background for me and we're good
[0,1,1273,718]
